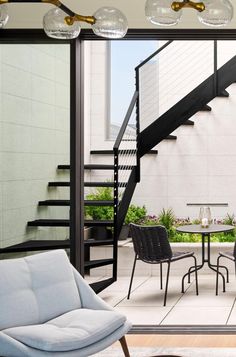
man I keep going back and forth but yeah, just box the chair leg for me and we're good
[119,336,130,357]
[127,254,137,299]
[164,261,170,307]
[160,262,163,290]
[193,255,198,296]
[216,255,221,296]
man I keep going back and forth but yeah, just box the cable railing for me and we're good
[137,40,215,132]
[112,39,236,238]
[113,90,139,236]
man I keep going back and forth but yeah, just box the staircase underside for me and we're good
[138,55,236,157]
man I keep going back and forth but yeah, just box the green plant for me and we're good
[158,208,175,237]
[85,187,114,220]
[125,205,147,225]
[223,213,235,226]
[222,213,236,237]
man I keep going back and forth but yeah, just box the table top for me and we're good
[176,224,234,234]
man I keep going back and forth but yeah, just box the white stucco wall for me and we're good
[0,44,70,249]
[85,40,236,221]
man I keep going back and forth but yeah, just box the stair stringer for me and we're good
[138,55,236,158]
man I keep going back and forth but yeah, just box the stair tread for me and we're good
[49,181,127,188]
[84,258,114,269]
[85,220,114,227]
[182,120,194,126]
[165,135,177,140]
[28,219,114,227]
[58,165,70,170]
[90,149,158,155]
[39,200,70,206]
[58,164,135,170]
[200,104,212,111]
[90,277,115,293]
[48,182,70,187]
[38,200,113,206]
[85,200,114,206]
[0,239,69,253]
[28,219,69,227]
[217,89,229,97]
[84,239,114,246]
[85,164,114,170]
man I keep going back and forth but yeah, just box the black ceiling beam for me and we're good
[80,28,236,41]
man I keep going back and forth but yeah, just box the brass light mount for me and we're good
[0,0,96,25]
[64,14,96,26]
[171,0,205,12]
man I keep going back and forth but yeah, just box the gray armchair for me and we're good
[0,250,131,357]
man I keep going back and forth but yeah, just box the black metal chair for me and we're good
[216,242,236,295]
[127,224,199,306]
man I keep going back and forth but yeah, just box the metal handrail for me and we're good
[135,40,173,71]
[113,91,138,151]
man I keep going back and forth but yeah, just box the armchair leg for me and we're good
[127,254,137,299]
[119,336,130,357]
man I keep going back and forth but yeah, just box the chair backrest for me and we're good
[0,250,81,330]
[129,224,172,263]
[233,241,236,258]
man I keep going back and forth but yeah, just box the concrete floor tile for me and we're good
[115,306,172,325]
[118,290,182,307]
[102,277,148,293]
[161,307,231,325]
[177,289,235,307]
[226,304,236,325]
[98,292,126,307]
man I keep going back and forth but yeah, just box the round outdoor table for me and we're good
[176,224,234,293]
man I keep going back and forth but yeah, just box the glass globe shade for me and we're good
[145,0,182,26]
[43,8,81,39]
[198,0,233,26]
[0,4,9,28]
[92,7,128,39]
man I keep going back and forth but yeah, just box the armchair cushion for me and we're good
[3,308,126,352]
[0,250,81,330]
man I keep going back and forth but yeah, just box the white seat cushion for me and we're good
[3,309,126,352]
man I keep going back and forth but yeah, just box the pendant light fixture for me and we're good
[0,0,128,39]
[145,0,233,27]
[0,0,234,40]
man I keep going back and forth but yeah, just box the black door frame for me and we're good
[81,27,236,334]
[2,28,236,333]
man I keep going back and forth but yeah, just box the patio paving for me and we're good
[90,274,236,325]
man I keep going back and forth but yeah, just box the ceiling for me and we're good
[5,0,236,29]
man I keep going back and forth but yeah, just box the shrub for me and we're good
[125,205,147,225]
[85,187,114,220]
[158,208,175,238]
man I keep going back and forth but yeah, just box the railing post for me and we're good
[113,148,119,280]
[135,67,140,183]
[214,40,218,96]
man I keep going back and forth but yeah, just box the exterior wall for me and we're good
[85,40,236,222]
[84,41,112,197]
[135,82,236,221]
[0,44,70,249]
